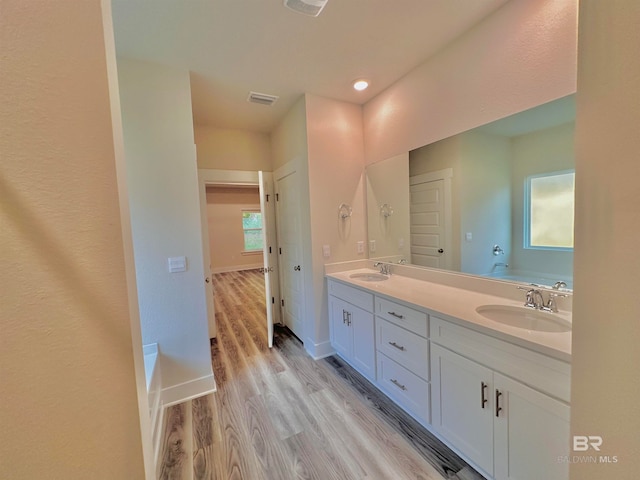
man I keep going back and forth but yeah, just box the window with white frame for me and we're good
[242,210,264,252]
[524,170,575,250]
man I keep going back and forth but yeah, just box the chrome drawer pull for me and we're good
[388,341,405,351]
[388,311,404,319]
[390,379,407,391]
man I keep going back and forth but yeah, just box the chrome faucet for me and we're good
[518,286,568,313]
[552,281,567,290]
[373,262,391,275]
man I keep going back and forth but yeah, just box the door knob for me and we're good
[437,248,444,253]
[205,277,210,283]
[294,265,301,271]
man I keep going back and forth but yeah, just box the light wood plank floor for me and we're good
[158,269,484,480]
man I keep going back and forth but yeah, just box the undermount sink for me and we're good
[475,305,571,333]
[349,272,389,282]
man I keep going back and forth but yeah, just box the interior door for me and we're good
[259,171,280,347]
[410,178,446,268]
[197,166,216,339]
[274,164,305,340]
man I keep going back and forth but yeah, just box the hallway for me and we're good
[158,269,480,480]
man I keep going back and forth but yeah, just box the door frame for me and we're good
[409,168,453,270]
[273,160,307,344]
[197,168,280,338]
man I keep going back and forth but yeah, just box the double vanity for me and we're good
[326,261,571,480]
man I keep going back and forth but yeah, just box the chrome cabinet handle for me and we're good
[342,310,352,326]
[495,389,503,417]
[388,311,404,319]
[390,379,407,391]
[388,341,405,351]
[481,382,488,409]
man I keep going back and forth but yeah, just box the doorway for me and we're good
[198,168,280,348]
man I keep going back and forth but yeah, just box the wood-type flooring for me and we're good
[158,269,484,480]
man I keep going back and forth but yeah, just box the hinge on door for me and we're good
[279,247,282,254]
[272,297,275,304]
[281,299,284,307]
[269,246,272,254]
[276,193,279,201]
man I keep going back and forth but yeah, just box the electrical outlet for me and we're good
[323,244,331,257]
[357,241,364,254]
[369,240,376,252]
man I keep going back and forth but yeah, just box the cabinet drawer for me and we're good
[376,318,429,380]
[376,297,428,337]
[328,280,374,312]
[377,353,430,424]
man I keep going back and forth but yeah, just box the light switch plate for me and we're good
[322,244,331,258]
[465,232,473,242]
[168,256,187,273]
[369,240,376,253]
[357,241,364,254]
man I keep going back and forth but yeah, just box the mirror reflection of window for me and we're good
[242,210,264,252]
[525,171,575,250]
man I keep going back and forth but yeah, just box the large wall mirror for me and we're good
[366,94,575,290]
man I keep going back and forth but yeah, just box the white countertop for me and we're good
[326,268,572,363]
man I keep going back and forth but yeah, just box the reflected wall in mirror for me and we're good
[366,95,575,290]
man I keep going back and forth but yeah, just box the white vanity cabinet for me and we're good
[328,280,376,381]
[375,296,430,424]
[430,317,570,480]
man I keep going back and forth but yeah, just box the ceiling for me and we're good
[111,0,511,133]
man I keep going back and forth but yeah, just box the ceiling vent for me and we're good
[247,91,279,106]
[283,0,329,17]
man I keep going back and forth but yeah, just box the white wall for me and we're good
[206,186,263,272]
[571,1,640,478]
[117,58,214,398]
[363,0,578,165]
[195,126,272,171]
[458,131,511,276]
[305,94,367,356]
[511,122,574,281]
[366,153,411,259]
[0,1,147,477]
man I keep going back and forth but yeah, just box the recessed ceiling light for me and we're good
[353,80,369,91]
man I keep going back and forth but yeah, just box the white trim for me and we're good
[305,338,335,360]
[211,263,262,274]
[161,373,217,408]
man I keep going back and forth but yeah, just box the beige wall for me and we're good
[206,186,263,272]
[366,153,411,259]
[305,94,367,351]
[195,126,272,171]
[0,0,146,478]
[363,0,578,165]
[571,1,640,478]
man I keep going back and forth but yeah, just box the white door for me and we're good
[493,373,570,480]
[431,343,494,477]
[410,179,446,268]
[410,168,452,269]
[259,171,280,348]
[197,169,216,339]
[274,164,305,340]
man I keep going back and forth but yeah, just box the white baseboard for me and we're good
[305,338,335,360]
[211,263,262,274]
[161,373,217,408]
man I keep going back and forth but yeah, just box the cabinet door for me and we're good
[431,343,494,477]
[350,303,375,381]
[494,373,569,480]
[329,296,351,359]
